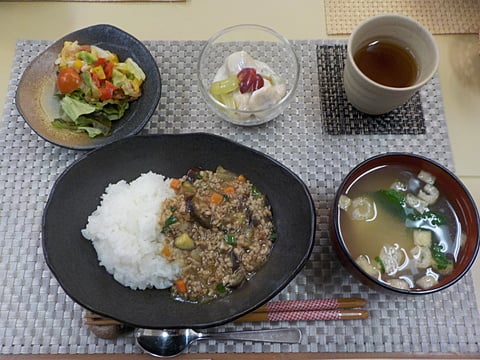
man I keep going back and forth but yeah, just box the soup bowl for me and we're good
[330,153,480,295]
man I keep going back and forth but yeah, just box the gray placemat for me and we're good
[1,39,479,355]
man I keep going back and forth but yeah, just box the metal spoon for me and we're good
[135,327,302,357]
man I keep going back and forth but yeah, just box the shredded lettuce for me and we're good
[53,114,112,137]
[55,95,129,137]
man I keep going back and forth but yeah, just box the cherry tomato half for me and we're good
[57,68,82,94]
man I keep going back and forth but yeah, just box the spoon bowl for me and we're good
[135,328,302,357]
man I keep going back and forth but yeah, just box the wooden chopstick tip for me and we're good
[337,297,367,308]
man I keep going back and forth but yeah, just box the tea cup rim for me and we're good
[346,13,439,92]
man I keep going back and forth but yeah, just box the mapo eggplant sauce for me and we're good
[159,166,275,303]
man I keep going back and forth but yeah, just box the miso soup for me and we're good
[338,165,463,291]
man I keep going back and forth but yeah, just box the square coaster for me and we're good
[317,44,426,135]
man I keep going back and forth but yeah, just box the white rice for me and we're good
[81,171,180,290]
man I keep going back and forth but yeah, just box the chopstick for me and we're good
[235,309,369,322]
[84,297,367,326]
[254,297,366,313]
[234,297,368,322]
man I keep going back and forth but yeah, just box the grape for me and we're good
[237,68,264,93]
[218,93,236,109]
[209,76,239,97]
[253,74,264,91]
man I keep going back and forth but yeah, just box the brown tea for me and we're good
[353,40,418,88]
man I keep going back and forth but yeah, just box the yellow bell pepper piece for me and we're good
[92,66,106,80]
[73,60,83,71]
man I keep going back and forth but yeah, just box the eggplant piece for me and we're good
[186,167,203,182]
[186,198,212,229]
[230,250,241,272]
[215,166,238,181]
[246,209,262,227]
[180,181,196,199]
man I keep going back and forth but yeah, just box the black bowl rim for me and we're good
[42,132,316,328]
[331,152,480,295]
[15,23,161,151]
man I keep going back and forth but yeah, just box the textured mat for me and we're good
[325,0,480,35]
[317,44,425,135]
[1,39,480,355]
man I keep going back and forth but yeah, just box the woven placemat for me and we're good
[1,39,480,355]
[317,44,425,135]
[325,0,480,35]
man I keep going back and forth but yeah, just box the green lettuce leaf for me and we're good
[60,96,96,121]
[116,58,146,81]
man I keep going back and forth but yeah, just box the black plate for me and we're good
[16,24,161,150]
[42,133,316,329]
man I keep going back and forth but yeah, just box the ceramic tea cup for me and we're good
[343,14,439,115]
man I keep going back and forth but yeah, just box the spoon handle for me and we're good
[204,328,302,343]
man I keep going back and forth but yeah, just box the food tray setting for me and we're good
[1,39,480,355]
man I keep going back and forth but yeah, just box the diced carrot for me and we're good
[170,178,182,191]
[224,186,235,196]
[237,175,247,182]
[175,279,187,293]
[209,192,223,205]
[161,246,171,258]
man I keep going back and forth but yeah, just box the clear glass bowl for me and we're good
[198,24,300,126]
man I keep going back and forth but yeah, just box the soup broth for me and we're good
[338,165,463,291]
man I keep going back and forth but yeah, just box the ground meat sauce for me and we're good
[159,166,275,303]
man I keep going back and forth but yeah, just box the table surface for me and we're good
[1,1,480,358]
